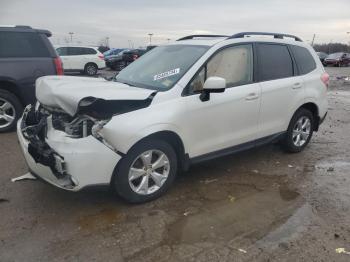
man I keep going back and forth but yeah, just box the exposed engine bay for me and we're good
[20,92,156,185]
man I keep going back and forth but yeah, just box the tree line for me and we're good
[313,43,350,54]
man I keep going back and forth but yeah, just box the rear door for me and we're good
[256,43,305,138]
[67,47,85,70]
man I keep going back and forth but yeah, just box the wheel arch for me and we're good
[0,79,24,105]
[128,130,189,172]
[295,102,320,131]
[84,62,98,70]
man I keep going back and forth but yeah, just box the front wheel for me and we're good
[282,108,314,153]
[113,139,178,203]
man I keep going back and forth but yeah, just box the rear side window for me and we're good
[65,47,97,55]
[290,45,316,75]
[257,44,294,81]
[0,31,50,58]
[68,47,83,56]
[84,48,97,55]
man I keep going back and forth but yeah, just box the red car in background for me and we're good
[324,52,350,67]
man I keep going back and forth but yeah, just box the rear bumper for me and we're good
[17,108,121,191]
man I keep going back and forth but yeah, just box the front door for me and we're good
[182,44,261,158]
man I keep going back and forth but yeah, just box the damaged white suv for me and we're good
[18,32,328,203]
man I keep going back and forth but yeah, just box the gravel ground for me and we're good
[0,67,350,262]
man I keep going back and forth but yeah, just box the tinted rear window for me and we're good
[66,47,97,55]
[0,31,50,58]
[291,45,316,75]
[257,44,294,81]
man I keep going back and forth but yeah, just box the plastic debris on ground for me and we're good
[335,248,350,255]
[238,248,247,254]
[11,173,37,182]
[228,195,236,203]
[200,178,218,184]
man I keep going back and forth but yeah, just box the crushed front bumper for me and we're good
[17,106,121,191]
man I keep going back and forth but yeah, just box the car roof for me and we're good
[0,25,52,37]
[54,45,98,49]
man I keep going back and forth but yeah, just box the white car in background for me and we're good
[55,45,105,76]
[18,32,328,203]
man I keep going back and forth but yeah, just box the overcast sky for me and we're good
[1,0,349,48]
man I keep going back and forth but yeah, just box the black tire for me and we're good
[282,108,314,153]
[84,63,98,76]
[113,139,178,203]
[0,89,23,133]
[116,61,126,71]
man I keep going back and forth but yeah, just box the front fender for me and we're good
[100,121,187,155]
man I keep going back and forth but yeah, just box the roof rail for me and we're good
[15,25,32,29]
[177,34,229,41]
[228,32,302,42]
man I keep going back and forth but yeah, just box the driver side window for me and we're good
[187,44,253,94]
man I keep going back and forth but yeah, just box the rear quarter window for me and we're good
[84,48,97,55]
[290,45,316,75]
[257,44,294,82]
[0,31,50,58]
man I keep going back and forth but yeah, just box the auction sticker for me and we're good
[154,68,180,81]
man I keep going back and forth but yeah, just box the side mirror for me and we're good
[200,77,226,102]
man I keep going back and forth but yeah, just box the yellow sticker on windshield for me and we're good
[154,68,180,81]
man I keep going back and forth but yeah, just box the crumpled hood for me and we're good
[36,76,155,116]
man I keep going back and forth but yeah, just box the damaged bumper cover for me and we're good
[17,105,121,191]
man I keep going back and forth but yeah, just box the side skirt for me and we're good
[189,132,286,165]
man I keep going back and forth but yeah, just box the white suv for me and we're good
[55,45,105,76]
[18,32,328,203]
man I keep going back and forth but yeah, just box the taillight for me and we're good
[54,57,64,75]
[321,72,329,88]
[98,54,104,60]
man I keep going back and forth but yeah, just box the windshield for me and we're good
[327,53,343,59]
[115,44,209,90]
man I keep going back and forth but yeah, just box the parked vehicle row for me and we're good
[105,48,148,71]
[103,48,125,59]
[17,32,328,203]
[316,51,350,67]
[324,52,350,67]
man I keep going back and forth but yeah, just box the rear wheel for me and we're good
[84,63,98,76]
[282,108,314,153]
[0,90,23,132]
[113,139,178,203]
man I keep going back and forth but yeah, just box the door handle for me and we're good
[292,82,302,89]
[245,93,259,101]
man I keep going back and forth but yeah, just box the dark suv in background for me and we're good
[106,48,147,71]
[0,25,62,132]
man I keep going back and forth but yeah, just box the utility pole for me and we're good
[106,37,109,47]
[167,38,171,43]
[148,33,153,45]
[311,34,316,46]
[69,32,74,43]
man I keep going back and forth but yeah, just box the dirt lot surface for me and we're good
[1,67,350,262]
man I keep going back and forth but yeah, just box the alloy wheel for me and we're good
[128,150,170,195]
[0,98,16,129]
[86,65,97,75]
[292,116,311,147]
